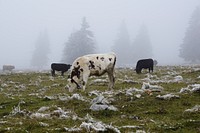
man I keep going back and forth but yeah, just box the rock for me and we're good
[44,95,57,100]
[156,94,180,100]
[135,94,142,98]
[90,104,118,111]
[80,121,120,133]
[64,127,81,132]
[39,122,49,127]
[71,93,84,100]
[30,113,51,119]
[126,88,144,96]
[90,95,118,111]
[180,84,200,93]
[184,105,200,113]
[190,84,200,93]
[59,96,70,101]
[38,106,50,112]
[89,79,108,86]
[136,130,146,133]
[120,125,141,129]
[90,95,109,105]
[123,79,137,84]
[52,107,70,119]
[179,88,191,93]
[173,75,183,82]
[141,82,163,92]
[80,121,105,132]
[88,90,101,96]
[191,87,200,93]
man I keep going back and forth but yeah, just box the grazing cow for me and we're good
[67,52,116,92]
[3,65,15,71]
[135,58,153,74]
[51,63,71,76]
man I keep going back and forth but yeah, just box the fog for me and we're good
[0,0,199,69]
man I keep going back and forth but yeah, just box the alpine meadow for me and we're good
[0,65,200,132]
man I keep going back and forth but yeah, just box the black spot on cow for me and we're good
[71,65,81,79]
[135,59,153,74]
[97,65,101,70]
[100,57,104,61]
[82,81,86,86]
[77,62,79,65]
[89,60,95,69]
[109,58,112,61]
[51,63,71,76]
[80,68,84,72]
[96,56,99,60]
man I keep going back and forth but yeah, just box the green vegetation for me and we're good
[0,66,200,132]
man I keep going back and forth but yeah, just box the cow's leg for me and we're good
[138,69,142,74]
[82,72,89,91]
[61,71,64,76]
[107,69,115,90]
[149,67,153,73]
[51,70,55,76]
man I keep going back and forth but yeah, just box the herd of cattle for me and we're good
[2,52,157,92]
[51,52,157,92]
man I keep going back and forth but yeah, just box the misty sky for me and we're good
[0,0,200,69]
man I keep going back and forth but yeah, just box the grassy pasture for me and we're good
[0,66,200,133]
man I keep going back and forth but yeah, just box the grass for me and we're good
[0,66,200,132]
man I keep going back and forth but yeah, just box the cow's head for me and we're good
[135,68,141,74]
[66,65,82,92]
[67,78,81,92]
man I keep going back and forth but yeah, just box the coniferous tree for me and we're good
[31,30,50,69]
[112,21,131,66]
[62,17,96,63]
[180,6,200,63]
[131,24,153,63]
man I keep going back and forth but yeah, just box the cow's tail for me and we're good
[113,56,116,68]
[113,55,117,84]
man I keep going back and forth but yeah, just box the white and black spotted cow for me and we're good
[67,52,116,92]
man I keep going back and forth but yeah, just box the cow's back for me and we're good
[51,63,71,71]
[137,59,153,67]
[71,53,116,76]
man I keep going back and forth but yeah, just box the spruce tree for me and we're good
[180,6,200,63]
[131,24,153,62]
[31,30,50,69]
[62,17,96,63]
[112,21,131,66]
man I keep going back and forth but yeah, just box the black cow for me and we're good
[51,63,71,76]
[135,59,153,74]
